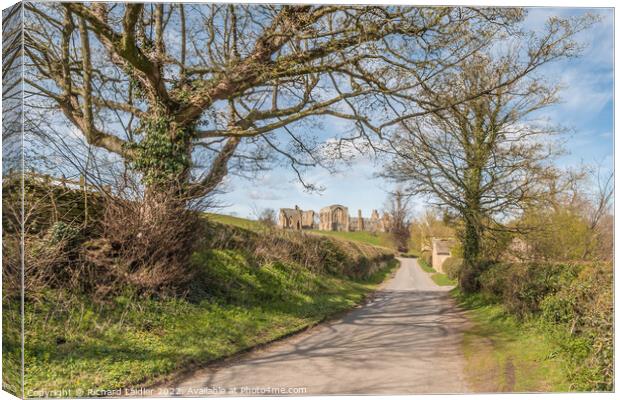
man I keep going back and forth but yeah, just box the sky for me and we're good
[525,8,614,172]
[218,7,614,220]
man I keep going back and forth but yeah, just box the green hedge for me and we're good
[476,261,612,391]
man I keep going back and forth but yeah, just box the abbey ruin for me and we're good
[278,204,392,233]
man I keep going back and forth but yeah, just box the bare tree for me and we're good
[409,208,455,254]
[24,5,589,200]
[22,4,594,269]
[383,49,588,292]
[255,207,277,228]
[385,190,411,253]
[3,3,22,171]
[587,168,613,231]
[582,167,613,261]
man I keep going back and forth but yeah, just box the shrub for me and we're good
[476,262,510,300]
[442,257,463,280]
[82,193,204,298]
[420,250,432,267]
[541,263,612,390]
[47,221,82,245]
[17,223,87,298]
[478,261,582,317]
[474,259,612,391]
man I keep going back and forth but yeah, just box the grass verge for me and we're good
[452,289,571,392]
[430,273,456,286]
[21,252,398,395]
[417,258,435,273]
[417,258,455,286]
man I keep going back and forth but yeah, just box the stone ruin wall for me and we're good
[278,204,391,233]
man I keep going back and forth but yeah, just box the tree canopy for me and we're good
[381,15,596,290]
[24,4,589,199]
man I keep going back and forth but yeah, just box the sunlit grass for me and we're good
[431,272,456,286]
[417,258,435,273]
[307,229,393,249]
[452,290,570,392]
[204,213,265,231]
[21,249,398,393]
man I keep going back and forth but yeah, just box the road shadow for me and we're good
[164,288,470,395]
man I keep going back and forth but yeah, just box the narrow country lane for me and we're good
[160,258,470,395]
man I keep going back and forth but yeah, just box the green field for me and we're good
[204,213,265,231]
[307,229,393,249]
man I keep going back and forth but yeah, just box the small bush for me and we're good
[19,223,87,298]
[442,256,463,280]
[47,221,83,245]
[81,193,205,298]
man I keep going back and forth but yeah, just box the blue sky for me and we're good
[218,8,614,219]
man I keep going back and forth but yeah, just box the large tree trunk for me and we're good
[94,131,202,296]
[459,213,483,293]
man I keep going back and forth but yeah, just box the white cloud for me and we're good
[248,189,283,201]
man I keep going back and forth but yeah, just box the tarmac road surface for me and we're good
[159,257,470,396]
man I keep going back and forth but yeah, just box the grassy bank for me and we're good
[477,261,612,391]
[17,218,397,395]
[453,290,570,392]
[417,258,456,286]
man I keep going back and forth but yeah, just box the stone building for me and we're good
[367,209,392,233]
[278,204,390,233]
[278,206,303,230]
[301,210,316,229]
[349,209,364,232]
[278,206,315,230]
[368,209,382,232]
[319,204,349,231]
[431,237,456,273]
[381,212,392,233]
[356,209,364,231]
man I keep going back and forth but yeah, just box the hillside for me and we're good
[307,229,393,249]
[204,212,266,231]
[205,212,396,250]
[13,207,397,393]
